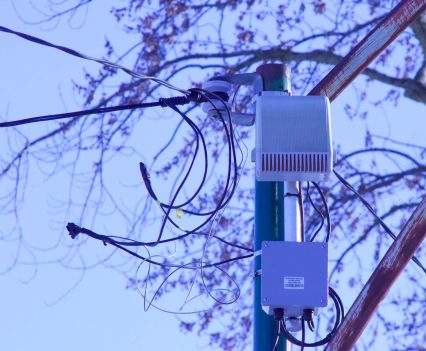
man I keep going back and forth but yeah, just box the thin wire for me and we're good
[334,170,426,274]
[136,259,209,314]
[272,319,281,351]
[0,25,189,95]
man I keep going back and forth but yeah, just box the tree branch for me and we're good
[157,48,426,103]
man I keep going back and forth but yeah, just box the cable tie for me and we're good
[159,96,191,107]
[284,192,299,198]
[187,89,207,103]
[253,249,262,258]
[253,269,262,278]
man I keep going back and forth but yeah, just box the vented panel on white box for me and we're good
[255,93,332,181]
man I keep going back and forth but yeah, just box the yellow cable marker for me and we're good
[176,208,183,220]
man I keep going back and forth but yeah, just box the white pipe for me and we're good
[284,181,301,242]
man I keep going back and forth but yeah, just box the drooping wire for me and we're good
[150,103,204,242]
[334,169,426,274]
[61,84,246,310]
[139,103,208,214]
[139,89,239,244]
[195,89,247,305]
[141,89,239,218]
[0,25,189,95]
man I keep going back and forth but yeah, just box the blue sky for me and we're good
[0,2,202,350]
[1,2,426,351]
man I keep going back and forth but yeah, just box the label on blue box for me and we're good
[284,277,304,289]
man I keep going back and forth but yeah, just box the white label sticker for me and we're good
[284,277,304,289]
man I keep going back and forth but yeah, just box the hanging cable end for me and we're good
[139,162,150,180]
[66,222,82,239]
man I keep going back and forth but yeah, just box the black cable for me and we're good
[311,182,331,242]
[142,89,237,221]
[300,316,306,351]
[154,99,237,239]
[0,102,159,127]
[334,169,426,274]
[67,222,253,252]
[0,94,204,128]
[140,102,208,212]
[66,222,253,268]
[298,182,305,242]
[330,286,345,318]
[140,89,239,239]
[64,90,240,266]
[306,182,325,242]
[150,103,204,242]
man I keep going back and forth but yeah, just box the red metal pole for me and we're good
[309,0,426,101]
[325,198,426,351]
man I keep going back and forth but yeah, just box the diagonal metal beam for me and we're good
[325,197,426,351]
[309,0,426,101]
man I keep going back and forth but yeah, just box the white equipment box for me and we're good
[255,92,332,182]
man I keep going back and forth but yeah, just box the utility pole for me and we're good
[253,64,291,351]
[325,197,426,351]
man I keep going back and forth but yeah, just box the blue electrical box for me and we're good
[261,241,328,317]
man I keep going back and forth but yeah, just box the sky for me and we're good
[1,2,426,351]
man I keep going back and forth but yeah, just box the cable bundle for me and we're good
[272,287,345,350]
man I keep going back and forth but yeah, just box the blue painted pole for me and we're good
[253,64,291,351]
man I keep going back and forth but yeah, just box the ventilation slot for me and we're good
[261,153,329,173]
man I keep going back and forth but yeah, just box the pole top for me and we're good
[256,64,291,93]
